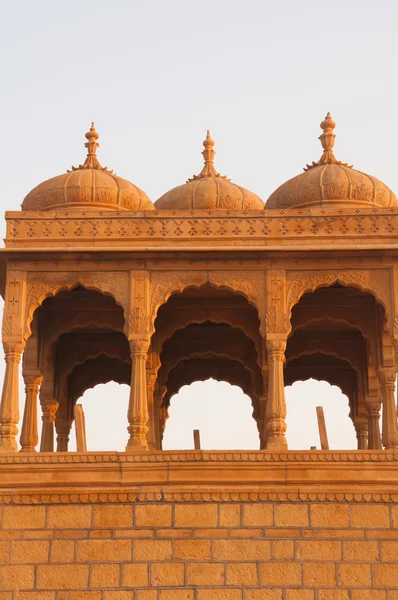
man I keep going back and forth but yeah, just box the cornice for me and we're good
[4,208,398,250]
[1,451,398,504]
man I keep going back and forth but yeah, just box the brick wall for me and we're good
[1,500,398,598]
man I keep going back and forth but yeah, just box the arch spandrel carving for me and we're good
[286,269,392,332]
[150,270,265,336]
[24,271,129,339]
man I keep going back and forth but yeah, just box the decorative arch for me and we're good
[286,269,392,333]
[24,271,129,340]
[150,270,265,336]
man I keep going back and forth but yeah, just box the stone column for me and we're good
[365,396,382,450]
[20,374,42,452]
[266,336,288,450]
[353,418,368,450]
[56,419,72,452]
[40,402,59,452]
[126,338,150,450]
[0,342,24,452]
[379,369,398,450]
[146,372,157,451]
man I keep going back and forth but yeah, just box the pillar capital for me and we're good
[3,342,24,362]
[129,337,150,359]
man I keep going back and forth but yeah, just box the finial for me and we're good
[187,130,230,182]
[69,122,113,173]
[304,113,352,171]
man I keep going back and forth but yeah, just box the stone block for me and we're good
[93,505,132,528]
[58,594,101,600]
[77,539,131,561]
[338,563,371,587]
[15,594,55,600]
[159,591,194,600]
[0,541,9,564]
[259,562,302,585]
[303,563,336,586]
[135,505,172,527]
[351,592,386,600]
[197,590,242,600]
[175,504,217,527]
[50,539,75,562]
[271,540,294,559]
[274,504,308,527]
[3,507,45,530]
[343,540,379,561]
[245,592,282,600]
[219,504,240,527]
[213,539,271,560]
[174,539,211,560]
[37,564,89,589]
[91,563,120,588]
[285,592,314,600]
[187,563,224,586]
[103,593,133,600]
[296,540,341,560]
[243,504,273,526]
[310,504,349,528]
[0,565,35,590]
[226,562,258,585]
[151,562,184,587]
[374,563,398,587]
[122,563,149,587]
[136,592,157,600]
[11,540,49,564]
[47,506,92,529]
[134,539,172,560]
[380,540,398,560]
[350,505,390,528]
[317,593,349,600]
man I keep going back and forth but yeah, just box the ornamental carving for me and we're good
[24,271,129,338]
[126,307,150,338]
[150,271,208,329]
[286,269,392,330]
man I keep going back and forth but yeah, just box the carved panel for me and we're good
[150,271,208,331]
[24,271,129,338]
[286,269,392,331]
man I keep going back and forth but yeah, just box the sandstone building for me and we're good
[0,115,398,597]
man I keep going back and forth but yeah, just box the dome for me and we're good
[22,123,154,212]
[266,113,397,210]
[155,131,264,210]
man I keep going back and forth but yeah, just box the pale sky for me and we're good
[1,0,396,452]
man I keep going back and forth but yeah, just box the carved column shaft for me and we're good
[126,338,150,450]
[0,343,24,452]
[379,370,398,450]
[56,419,72,452]
[20,374,42,453]
[353,418,368,450]
[266,337,288,450]
[365,397,382,450]
[146,372,157,451]
[40,402,59,452]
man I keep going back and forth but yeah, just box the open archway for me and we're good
[163,379,259,450]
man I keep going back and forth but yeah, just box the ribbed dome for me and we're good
[22,123,154,212]
[155,131,264,211]
[266,113,398,210]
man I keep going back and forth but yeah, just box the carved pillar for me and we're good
[40,402,59,452]
[56,419,72,452]
[353,418,368,450]
[379,369,398,450]
[266,336,288,450]
[365,396,382,450]
[0,342,24,452]
[20,374,42,452]
[126,338,150,450]
[146,371,157,451]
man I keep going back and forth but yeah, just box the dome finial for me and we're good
[187,130,230,182]
[69,122,113,173]
[304,112,352,171]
